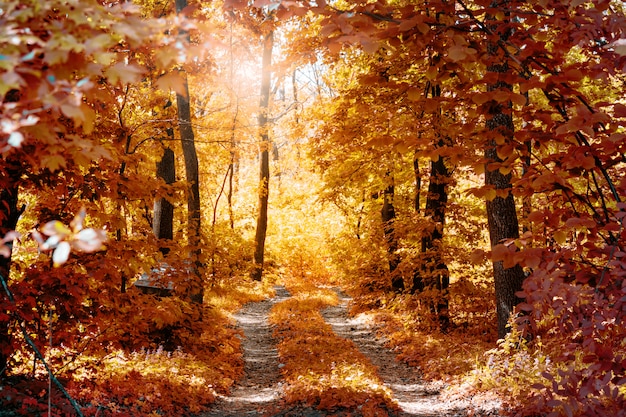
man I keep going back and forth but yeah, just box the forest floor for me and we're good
[200,286,502,417]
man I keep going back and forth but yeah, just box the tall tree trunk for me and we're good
[485,2,526,338]
[0,162,23,376]
[413,145,451,329]
[227,22,237,230]
[411,84,452,330]
[414,151,421,213]
[228,157,235,230]
[251,30,273,281]
[153,147,175,255]
[521,138,532,234]
[175,0,203,303]
[382,176,403,292]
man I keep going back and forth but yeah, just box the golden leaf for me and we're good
[447,45,467,62]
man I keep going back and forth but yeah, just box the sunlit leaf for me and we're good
[42,220,72,237]
[8,131,24,147]
[105,63,144,85]
[52,241,71,267]
[155,71,188,98]
[73,228,107,252]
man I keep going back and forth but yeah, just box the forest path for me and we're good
[202,286,291,417]
[321,288,471,417]
[201,286,498,417]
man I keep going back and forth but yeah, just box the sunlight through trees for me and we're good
[1,0,625,416]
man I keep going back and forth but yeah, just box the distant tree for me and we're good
[174,0,203,303]
[252,29,274,281]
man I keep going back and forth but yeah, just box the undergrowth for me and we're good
[0,277,273,417]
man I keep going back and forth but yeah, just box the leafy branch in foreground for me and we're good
[0,209,106,417]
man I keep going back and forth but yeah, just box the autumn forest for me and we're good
[0,0,625,416]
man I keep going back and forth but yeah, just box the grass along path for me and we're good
[321,288,501,417]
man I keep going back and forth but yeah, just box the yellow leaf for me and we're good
[498,165,513,175]
[554,230,568,245]
[425,66,438,81]
[42,220,71,237]
[407,87,421,101]
[43,155,67,171]
[93,52,115,65]
[80,104,96,134]
[395,142,411,154]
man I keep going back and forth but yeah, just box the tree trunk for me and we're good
[414,151,421,213]
[485,3,526,338]
[411,83,452,330]
[175,0,203,304]
[153,147,175,255]
[227,19,236,230]
[413,146,451,329]
[382,177,403,292]
[0,162,23,376]
[251,30,273,281]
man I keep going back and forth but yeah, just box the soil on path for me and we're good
[321,288,500,417]
[201,287,501,417]
[202,286,291,417]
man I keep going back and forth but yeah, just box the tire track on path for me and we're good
[320,288,498,417]
[203,286,499,417]
[202,286,291,417]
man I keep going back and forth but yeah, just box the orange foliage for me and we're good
[2,0,626,416]
[269,283,399,416]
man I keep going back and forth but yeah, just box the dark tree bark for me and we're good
[414,151,421,213]
[412,145,451,329]
[153,147,175,255]
[381,177,403,292]
[175,0,203,304]
[484,3,526,338]
[411,83,452,330]
[251,30,274,281]
[0,161,23,376]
